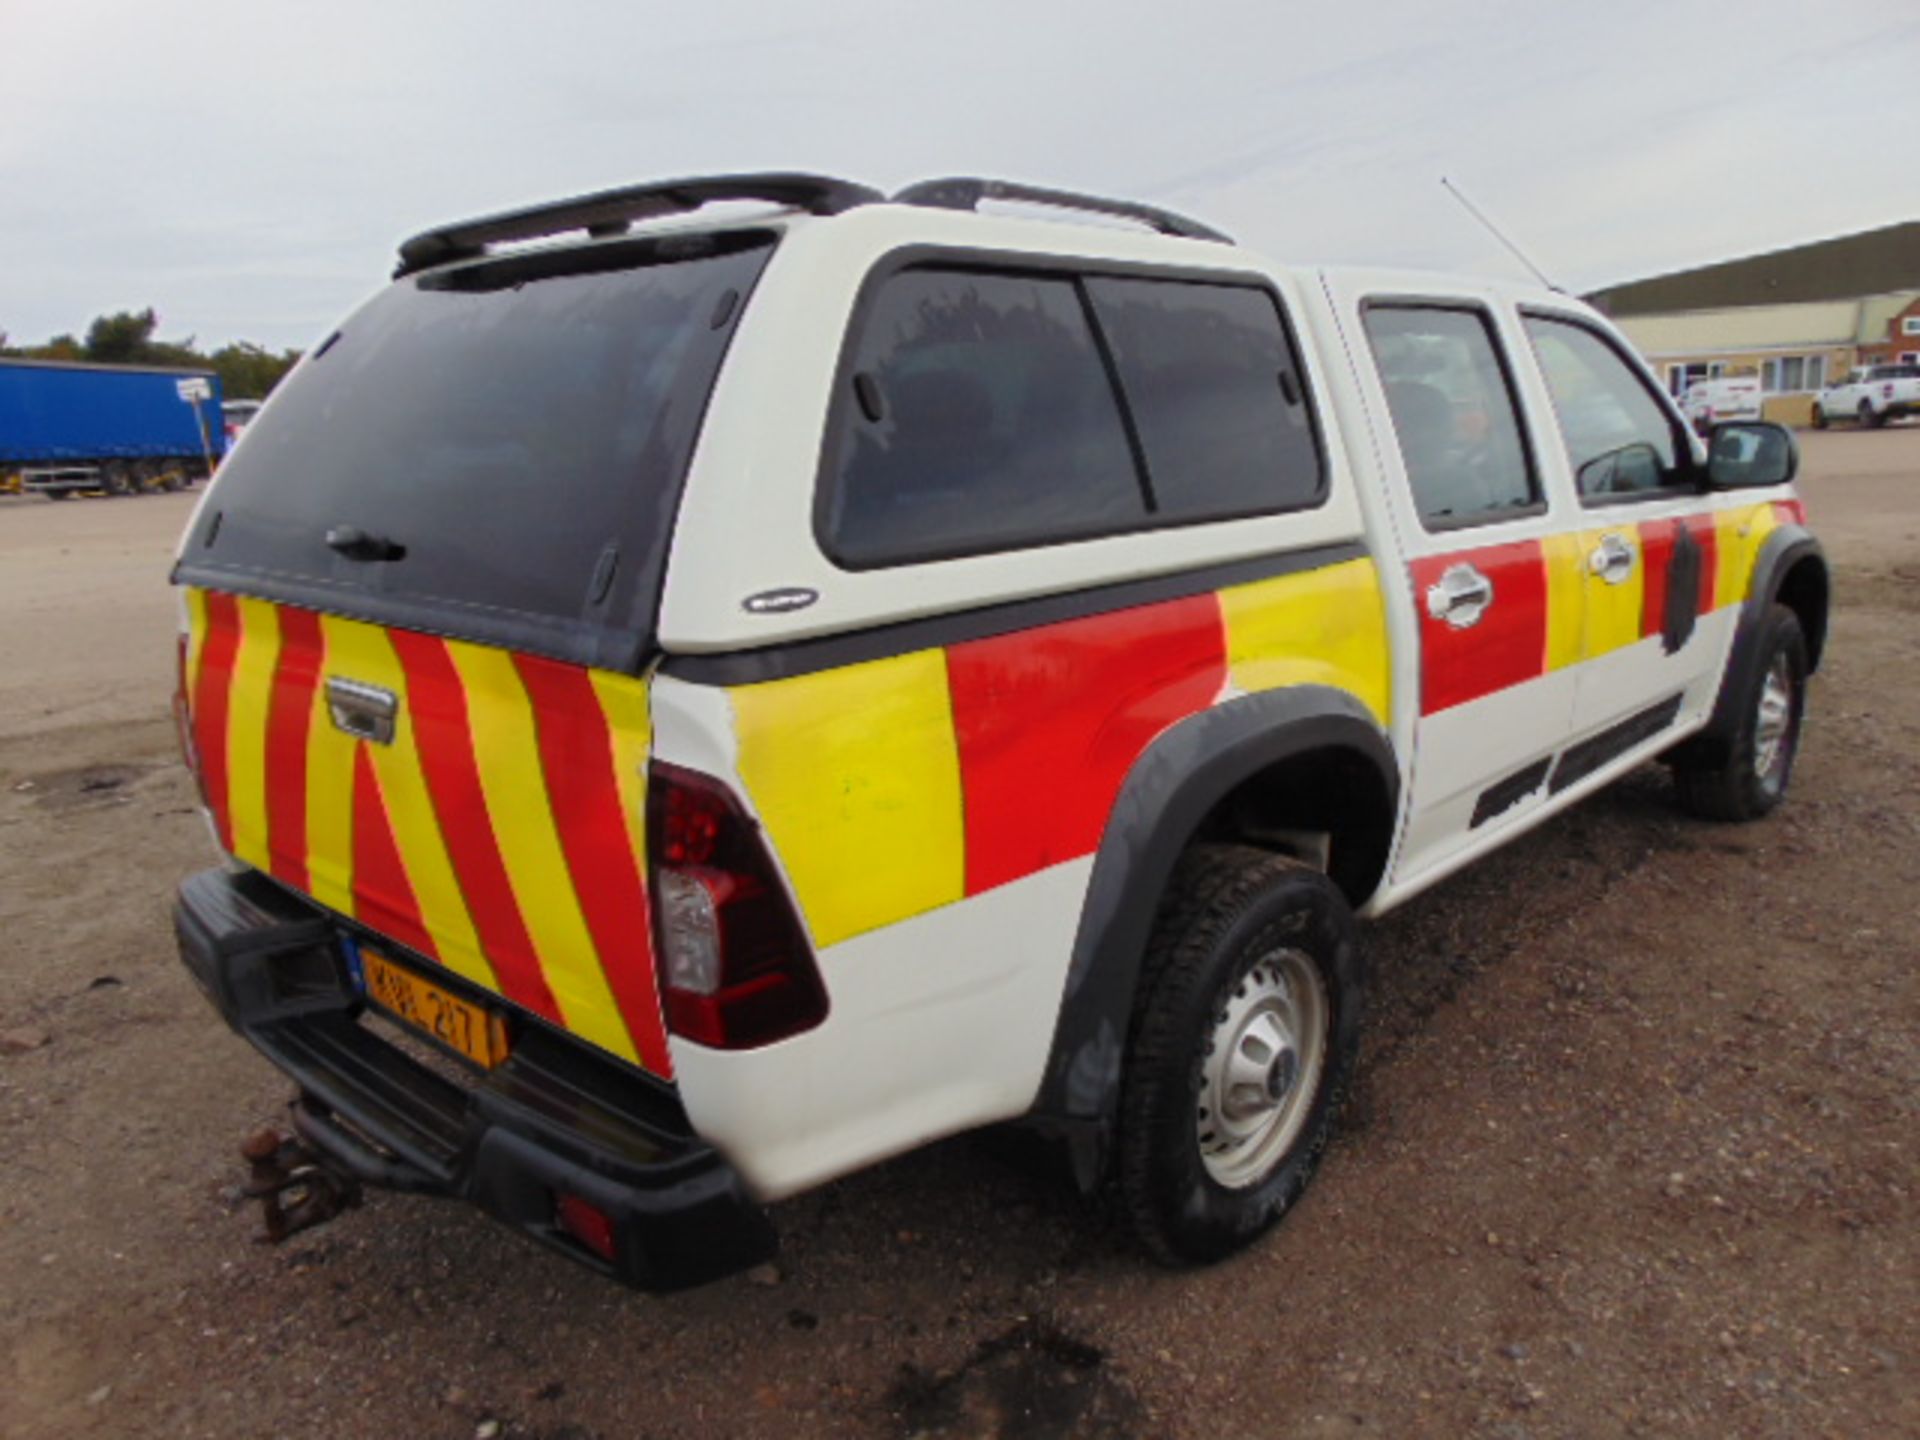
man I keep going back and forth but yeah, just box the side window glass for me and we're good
[1523,315,1685,501]
[1083,278,1322,519]
[1361,304,1538,529]
[822,269,1144,567]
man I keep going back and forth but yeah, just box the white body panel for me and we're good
[670,859,1092,1200]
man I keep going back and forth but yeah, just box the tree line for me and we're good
[0,309,300,400]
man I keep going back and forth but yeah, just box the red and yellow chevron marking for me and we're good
[1412,500,1796,716]
[731,556,1391,948]
[183,594,671,1077]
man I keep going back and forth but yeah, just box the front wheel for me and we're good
[1859,401,1882,429]
[1674,604,1808,821]
[1118,846,1362,1265]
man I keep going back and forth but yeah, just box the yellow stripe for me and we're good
[183,587,210,698]
[588,669,652,873]
[304,619,356,917]
[1578,525,1646,659]
[445,641,636,1063]
[224,598,282,871]
[1217,558,1391,725]
[732,649,965,948]
[1712,502,1778,611]
[315,617,495,992]
[1539,533,1586,672]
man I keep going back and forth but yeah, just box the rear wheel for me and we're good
[1810,404,1826,430]
[1674,604,1808,822]
[1118,846,1362,1264]
[100,462,132,497]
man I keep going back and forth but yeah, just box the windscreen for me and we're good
[176,232,776,671]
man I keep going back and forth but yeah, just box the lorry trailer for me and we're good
[0,357,226,498]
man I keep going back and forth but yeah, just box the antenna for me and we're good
[1439,176,1560,292]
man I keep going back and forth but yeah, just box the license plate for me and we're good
[359,946,510,1069]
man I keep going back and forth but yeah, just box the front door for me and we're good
[1515,309,1731,752]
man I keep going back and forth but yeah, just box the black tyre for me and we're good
[1674,604,1808,822]
[100,462,132,497]
[1859,401,1881,429]
[1810,404,1826,431]
[1118,845,1362,1265]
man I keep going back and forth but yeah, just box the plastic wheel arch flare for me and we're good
[181,594,672,1078]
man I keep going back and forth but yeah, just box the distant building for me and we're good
[1585,220,1920,423]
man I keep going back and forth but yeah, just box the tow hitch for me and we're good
[240,1126,362,1243]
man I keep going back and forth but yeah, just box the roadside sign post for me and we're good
[177,376,216,480]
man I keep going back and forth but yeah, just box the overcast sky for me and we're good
[3,0,1916,352]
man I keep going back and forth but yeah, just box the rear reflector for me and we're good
[646,763,827,1050]
[554,1191,617,1262]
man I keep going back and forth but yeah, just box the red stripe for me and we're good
[262,605,324,892]
[350,748,437,961]
[1410,541,1548,715]
[191,592,242,851]
[949,595,1229,895]
[1638,518,1678,639]
[386,630,562,1025]
[514,653,671,1075]
[1773,499,1806,527]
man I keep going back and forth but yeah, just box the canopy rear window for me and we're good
[175,232,775,671]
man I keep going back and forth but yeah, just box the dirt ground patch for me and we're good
[2,435,1917,1439]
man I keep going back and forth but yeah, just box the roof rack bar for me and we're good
[893,177,1233,245]
[395,172,884,277]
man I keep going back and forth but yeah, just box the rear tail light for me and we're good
[646,762,827,1050]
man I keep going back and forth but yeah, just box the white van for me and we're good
[1683,376,1764,435]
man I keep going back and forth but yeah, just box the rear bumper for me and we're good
[173,866,774,1292]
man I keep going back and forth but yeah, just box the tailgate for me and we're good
[165,229,782,1082]
[183,588,670,1077]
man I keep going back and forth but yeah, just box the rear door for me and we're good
[1328,279,1585,883]
[175,230,778,1079]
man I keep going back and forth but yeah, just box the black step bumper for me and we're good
[173,867,774,1292]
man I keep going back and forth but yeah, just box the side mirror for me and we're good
[1706,421,1797,490]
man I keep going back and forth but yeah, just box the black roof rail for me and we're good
[893,177,1233,245]
[395,172,884,277]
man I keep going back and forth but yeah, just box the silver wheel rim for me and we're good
[1196,949,1328,1189]
[1753,654,1794,786]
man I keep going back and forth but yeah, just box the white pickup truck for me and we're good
[1812,363,1920,428]
[169,172,1829,1290]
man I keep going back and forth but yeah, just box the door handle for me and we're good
[1425,562,1495,629]
[1588,532,1636,585]
[326,676,398,745]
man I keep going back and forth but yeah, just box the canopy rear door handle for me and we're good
[326,677,398,745]
[1425,562,1495,629]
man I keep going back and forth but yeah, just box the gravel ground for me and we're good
[2,429,1916,1439]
